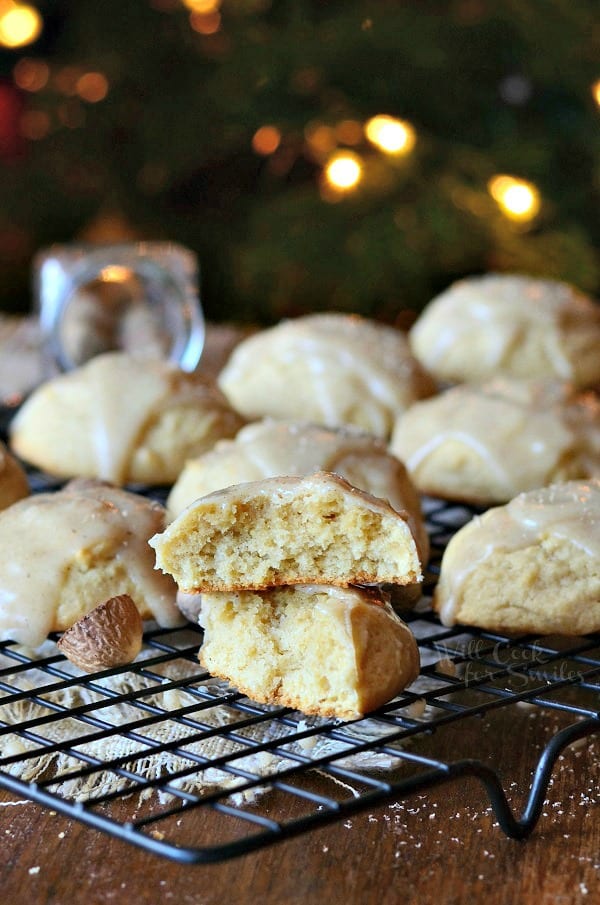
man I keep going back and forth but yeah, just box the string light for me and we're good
[13,57,48,91]
[0,3,42,49]
[488,174,541,222]
[365,115,416,155]
[324,152,363,191]
[592,79,600,108]
[251,125,281,156]
[181,0,220,12]
[189,11,220,33]
[304,122,337,160]
[76,72,109,103]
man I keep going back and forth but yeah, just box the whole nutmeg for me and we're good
[57,594,143,672]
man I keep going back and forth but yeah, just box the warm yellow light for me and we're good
[324,152,363,191]
[100,265,134,283]
[0,4,42,49]
[181,0,220,12]
[592,79,600,108]
[13,56,48,91]
[251,125,281,156]
[488,174,541,221]
[365,115,416,155]
[76,72,109,103]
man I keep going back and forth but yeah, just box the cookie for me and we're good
[0,479,180,647]
[10,351,245,485]
[199,585,420,719]
[391,379,600,505]
[409,274,600,388]
[218,313,435,438]
[433,480,600,635]
[166,419,429,566]
[151,472,424,592]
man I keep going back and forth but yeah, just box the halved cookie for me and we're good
[166,418,429,567]
[199,585,420,719]
[151,472,424,592]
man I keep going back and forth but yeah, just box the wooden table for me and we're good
[2,698,598,905]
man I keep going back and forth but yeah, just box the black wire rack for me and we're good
[0,466,599,864]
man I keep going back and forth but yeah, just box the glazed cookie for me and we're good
[199,585,420,719]
[218,313,436,439]
[0,441,29,511]
[151,472,424,592]
[10,351,245,485]
[409,274,600,388]
[166,419,429,566]
[390,379,600,505]
[433,480,600,635]
[0,479,181,647]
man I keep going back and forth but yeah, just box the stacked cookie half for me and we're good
[150,472,422,719]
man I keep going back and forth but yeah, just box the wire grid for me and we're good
[0,488,599,863]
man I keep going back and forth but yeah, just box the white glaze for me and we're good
[219,314,433,436]
[410,275,600,383]
[437,479,600,625]
[393,379,600,500]
[89,354,167,485]
[0,480,180,647]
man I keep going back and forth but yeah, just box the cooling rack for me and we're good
[0,472,599,864]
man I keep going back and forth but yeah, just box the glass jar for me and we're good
[34,241,205,375]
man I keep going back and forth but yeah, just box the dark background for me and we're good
[0,0,598,324]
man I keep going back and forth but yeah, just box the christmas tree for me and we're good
[0,0,598,323]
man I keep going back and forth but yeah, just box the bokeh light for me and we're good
[181,0,221,12]
[592,79,600,108]
[76,72,109,103]
[304,122,336,160]
[189,11,221,33]
[365,115,416,155]
[13,57,49,91]
[251,125,281,156]
[324,152,363,191]
[488,174,541,222]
